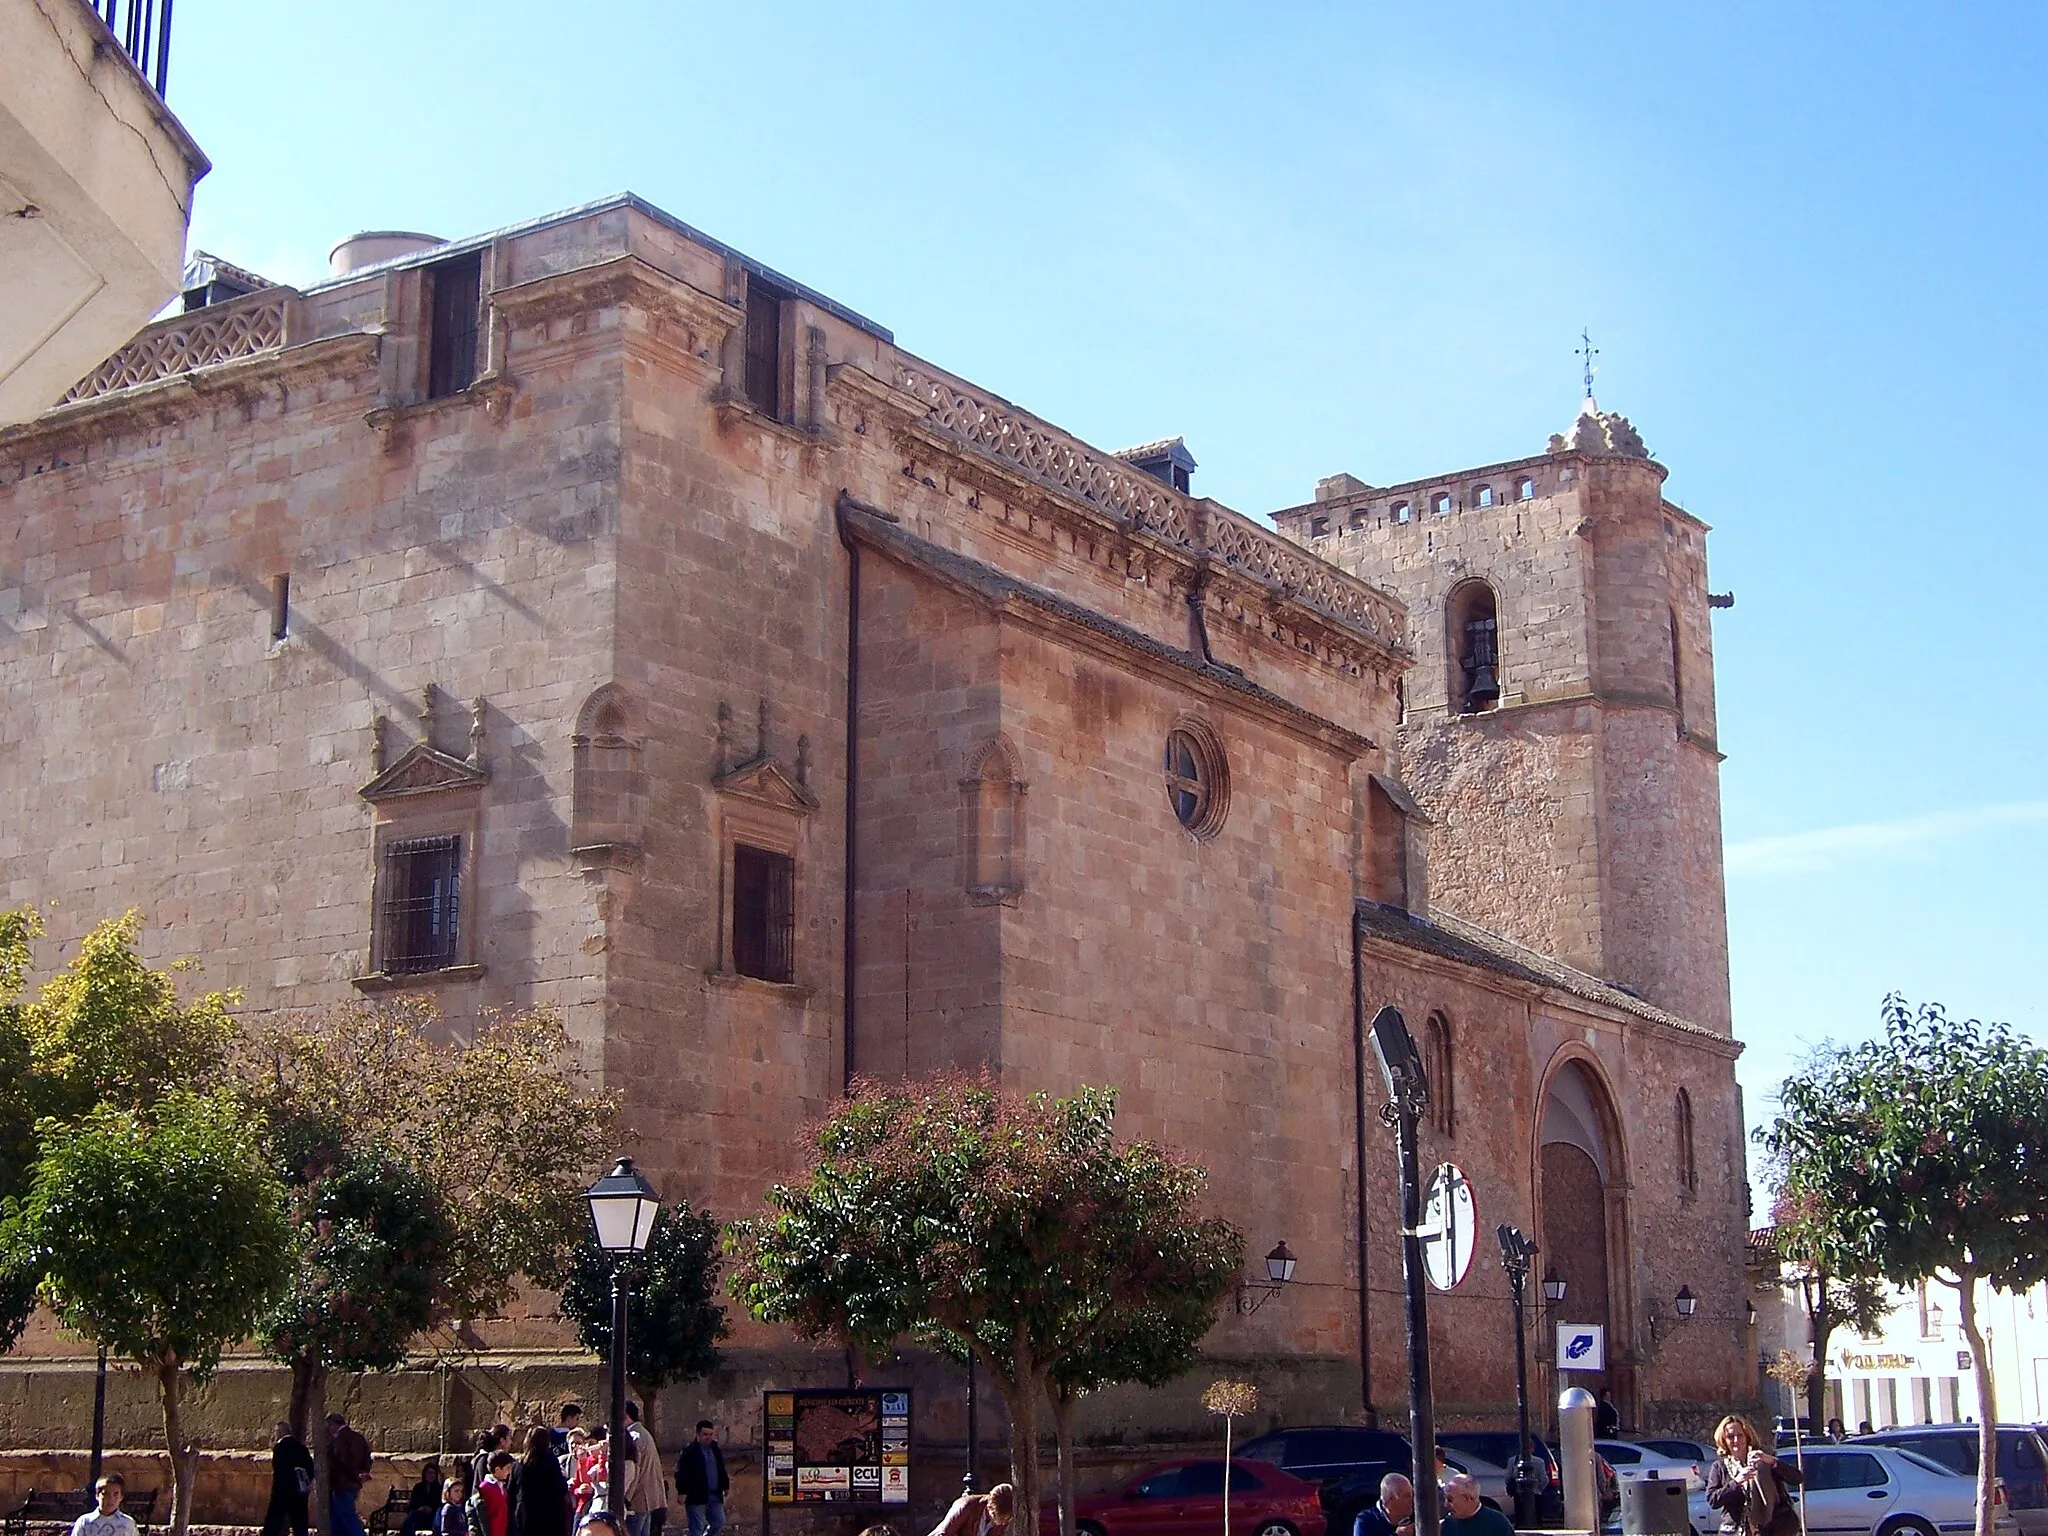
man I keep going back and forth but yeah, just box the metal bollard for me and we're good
[1559,1386,1598,1533]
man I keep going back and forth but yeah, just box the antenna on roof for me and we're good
[1576,329,1600,402]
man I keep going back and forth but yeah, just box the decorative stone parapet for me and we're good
[894,359,1403,648]
[62,289,291,403]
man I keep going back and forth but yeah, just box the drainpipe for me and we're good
[1353,904,1377,1424]
[835,495,863,1097]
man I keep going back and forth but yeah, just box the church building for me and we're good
[0,194,1751,1485]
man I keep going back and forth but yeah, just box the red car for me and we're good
[1043,1458,1327,1536]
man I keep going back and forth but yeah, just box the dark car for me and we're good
[1235,1428,1417,1491]
[1043,1458,1326,1536]
[1858,1426,2048,1536]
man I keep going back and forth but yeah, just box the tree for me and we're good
[727,1075,1243,1529]
[1,1091,293,1536]
[559,1202,729,1425]
[1757,1214,1889,1433]
[0,908,239,1353]
[1764,995,2048,1536]
[258,1150,451,1535]
[236,998,618,1326]
[235,998,617,1530]
[17,910,236,1124]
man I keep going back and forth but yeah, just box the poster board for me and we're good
[1556,1322,1606,1371]
[764,1388,911,1506]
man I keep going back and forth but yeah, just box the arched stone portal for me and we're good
[1541,1058,1624,1402]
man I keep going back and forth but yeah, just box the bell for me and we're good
[1466,664,1499,707]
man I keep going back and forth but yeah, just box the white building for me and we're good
[1754,1231,2048,1431]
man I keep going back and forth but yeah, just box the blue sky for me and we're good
[168,2,2045,1197]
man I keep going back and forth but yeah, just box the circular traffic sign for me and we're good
[1420,1162,1476,1291]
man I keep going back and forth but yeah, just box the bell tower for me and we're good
[1274,401,1732,1033]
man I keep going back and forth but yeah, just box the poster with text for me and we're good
[764,1389,912,1505]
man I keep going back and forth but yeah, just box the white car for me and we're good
[1601,1440,1705,1490]
[1782,1443,2018,1536]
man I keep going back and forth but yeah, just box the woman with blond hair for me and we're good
[1705,1416,1803,1536]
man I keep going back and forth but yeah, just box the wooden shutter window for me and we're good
[427,253,482,399]
[743,280,784,418]
[732,843,795,983]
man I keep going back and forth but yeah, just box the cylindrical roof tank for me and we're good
[328,231,446,277]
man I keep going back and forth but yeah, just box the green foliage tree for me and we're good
[1,1091,293,1536]
[1764,996,2048,1536]
[236,998,618,1327]
[235,997,615,1530]
[727,1076,1243,1528]
[559,1203,730,1425]
[18,910,236,1123]
[0,908,239,1353]
[1756,1216,1890,1434]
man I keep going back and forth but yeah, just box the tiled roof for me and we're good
[1354,899,1731,1044]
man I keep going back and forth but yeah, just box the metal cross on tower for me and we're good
[1576,329,1600,400]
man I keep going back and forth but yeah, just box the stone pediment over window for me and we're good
[713,756,817,815]
[361,743,489,803]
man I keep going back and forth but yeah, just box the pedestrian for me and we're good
[1824,1419,1847,1444]
[929,1483,1012,1536]
[474,1426,514,1493]
[1441,1474,1514,1536]
[553,1407,585,1457]
[570,1431,607,1521]
[405,1460,446,1536]
[622,1404,669,1536]
[1856,1421,1873,1437]
[1352,1474,1415,1536]
[511,1426,574,1536]
[470,1452,515,1536]
[264,1421,317,1536]
[435,1480,469,1536]
[673,1421,729,1536]
[328,1412,375,1536]
[1594,1390,1621,1439]
[69,1476,138,1536]
[1705,1416,1803,1536]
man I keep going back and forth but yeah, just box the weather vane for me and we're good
[1576,329,1599,400]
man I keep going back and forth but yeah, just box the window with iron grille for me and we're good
[427,253,482,399]
[382,835,462,973]
[732,844,794,983]
[743,279,786,418]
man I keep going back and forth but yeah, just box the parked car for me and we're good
[1787,1442,2019,1536]
[1435,1433,1567,1524]
[1044,1458,1326,1536]
[1235,1428,1416,1490]
[1599,1440,1704,1491]
[1857,1426,2048,1536]
[1637,1439,1716,1467]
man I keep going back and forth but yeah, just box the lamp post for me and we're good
[1496,1226,1539,1530]
[963,1354,979,1494]
[1367,1005,1440,1536]
[584,1157,661,1521]
[1541,1269,1566,1437]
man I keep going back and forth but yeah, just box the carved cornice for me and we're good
[494,255,742,359]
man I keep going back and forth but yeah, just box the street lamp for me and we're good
[585,1157,661,1520]
[1236,1241,1300,1313]
[1543,1270,1567,1305]
[1540,1269,1566,1439]
[1496,1225,1541,1529]
[1367,1005,1442,1536]
[1676,1286,1698,1320]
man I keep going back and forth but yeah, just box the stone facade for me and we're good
[0,194,1751,1510]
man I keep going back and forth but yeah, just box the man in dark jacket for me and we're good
[673,1424,728,1536]
[328,1412,374,1536]
[264,1422,316,1536]
[1352,1474,1414,1536]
